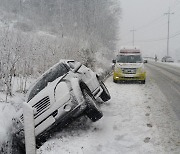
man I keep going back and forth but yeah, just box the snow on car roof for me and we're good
[120,46,140,50]
[120,50,141,54]
[119,49,141,55]
[120,47,141,54]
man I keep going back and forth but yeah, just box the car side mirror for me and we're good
[143,60,148,63]
[73,62,82,73]
[112,59,116,63]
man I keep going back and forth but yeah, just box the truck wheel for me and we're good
[141,80,146,84]
[113,79,118,83]
[83,89,103,122]
[99,81,111,101]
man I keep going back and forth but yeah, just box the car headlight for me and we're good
[137,66,145,73]
[55,82,70,101]
[114,66,122,73]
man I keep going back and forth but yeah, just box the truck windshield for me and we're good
[117,55,142,63]
[27,63,69,102]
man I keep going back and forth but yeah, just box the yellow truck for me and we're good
[112,48,146,84]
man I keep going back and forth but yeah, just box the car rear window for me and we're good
[27,63,69,102]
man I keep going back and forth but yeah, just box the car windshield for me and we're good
[27,63,69,102]
[117,55,142,63]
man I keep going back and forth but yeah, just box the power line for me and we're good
[170,31,180,38]
[134,31,180,43]
[135,15,165,31]
[120,5,179,46]
[120,15,167,40]
[121,30,180,44]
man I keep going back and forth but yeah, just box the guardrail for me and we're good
[23,102,36,154]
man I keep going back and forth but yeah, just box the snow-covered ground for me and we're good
[160,62,180,68]
[36,75,180,154]
[0,73,180,153]
[149,60,180,68]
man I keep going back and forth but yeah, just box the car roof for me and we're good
[119,48,141,56]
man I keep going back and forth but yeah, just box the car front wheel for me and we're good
[113,79,118,83]
[82,89,103,122]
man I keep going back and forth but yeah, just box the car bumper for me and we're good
[35,98,85,136]
[113,72,146,81]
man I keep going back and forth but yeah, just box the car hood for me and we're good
[27,75,65,105]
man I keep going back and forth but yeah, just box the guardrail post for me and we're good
[23,102,36,154]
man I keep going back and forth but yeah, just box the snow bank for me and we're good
[163,62,180,68]
[1,62,180,153]
[0,103,16,144]
[0,91,25,152]
[36,77,161,154]
[36,74,180,154]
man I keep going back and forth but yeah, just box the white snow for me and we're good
[0,103,16,144]
[161,62,180,68]
[37,75,180,153]
[149,60,180,68]
[0,73,180,153]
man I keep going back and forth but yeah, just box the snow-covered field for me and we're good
[0,72,180,153]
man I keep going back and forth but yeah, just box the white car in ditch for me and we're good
[12,60,110,153]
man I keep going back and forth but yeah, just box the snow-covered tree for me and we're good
[0,0,121,96]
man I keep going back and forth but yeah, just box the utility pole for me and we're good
[130,29,136,46]
[164,8,174,56]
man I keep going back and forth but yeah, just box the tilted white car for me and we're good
[12,59,110,152]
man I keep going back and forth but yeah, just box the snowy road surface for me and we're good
[37,72,180,153]
[146,61,180,119]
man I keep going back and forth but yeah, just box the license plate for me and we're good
[124,74,135,77]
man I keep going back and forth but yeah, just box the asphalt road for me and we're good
[145,61,180,119]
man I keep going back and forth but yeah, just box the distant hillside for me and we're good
[0,0,121,52]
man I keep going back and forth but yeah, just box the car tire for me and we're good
[83,89,103,122]
[140,80,146,84]
[113,79,117,83]
[99,81,111,101]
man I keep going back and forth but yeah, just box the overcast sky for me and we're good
[118,0,180,60]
